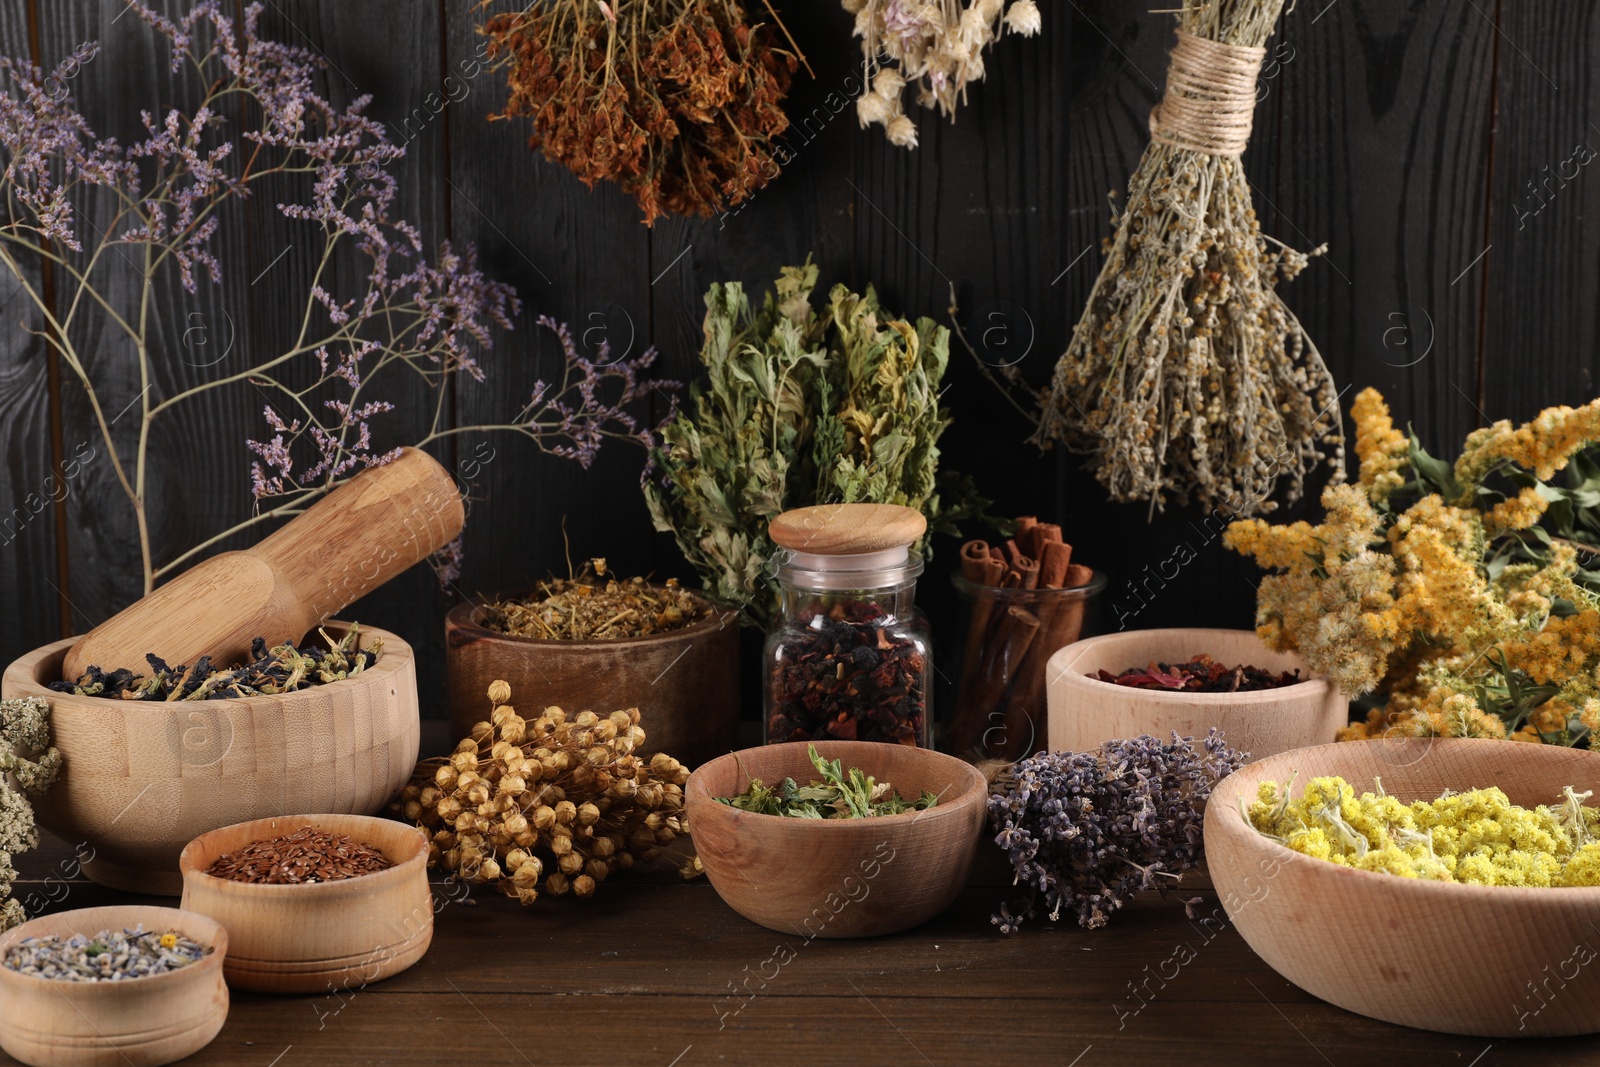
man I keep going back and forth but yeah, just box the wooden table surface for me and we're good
[7,770,1599,1066]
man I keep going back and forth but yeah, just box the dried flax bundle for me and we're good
[1036,0,1344,516]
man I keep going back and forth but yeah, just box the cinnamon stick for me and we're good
[948,605,1040,758]
[1039,541,1072,588]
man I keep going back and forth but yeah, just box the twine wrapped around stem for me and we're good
[1026,0,1345,516]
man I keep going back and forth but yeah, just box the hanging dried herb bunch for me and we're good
[845,0,1043,148]
[481,0,800,225]
[1020,0,1344,516]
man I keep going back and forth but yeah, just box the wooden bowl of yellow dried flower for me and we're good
[1047,628,1345,760]
[2,622,419,896]
[1205,738,1600,1037]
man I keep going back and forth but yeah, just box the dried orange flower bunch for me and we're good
[481,0,798,224]
[1226,388,1600,746]
[394,681,691,902]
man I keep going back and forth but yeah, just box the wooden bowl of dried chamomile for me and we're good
[0,905,228,1067]
[1205,738,1600,1038]
[179,813,433,995]
[686,741,987,938]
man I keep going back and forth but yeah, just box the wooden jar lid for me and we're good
[768,504,926,555]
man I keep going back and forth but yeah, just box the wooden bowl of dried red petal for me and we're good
[178,814,432,995]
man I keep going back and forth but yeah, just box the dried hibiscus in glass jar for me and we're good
[763,504,932,748]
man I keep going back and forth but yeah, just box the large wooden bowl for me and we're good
[446,594,740,767]
[1046,628,1345,759]
[179,813,432,994]
[686,742,988,938]
[1205,738,1600,1037]
[2,623,420,896]
[0,905,228,1067]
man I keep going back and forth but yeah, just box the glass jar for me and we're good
[763,545,933,747]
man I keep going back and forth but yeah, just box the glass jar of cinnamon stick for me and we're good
[944,520,1106,762]
[763,504,932,748]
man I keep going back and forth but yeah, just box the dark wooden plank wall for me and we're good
[0,0,1592,716]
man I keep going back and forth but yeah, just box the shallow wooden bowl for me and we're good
[446,594,740,768]
[686,742,988,938]
[178,813,433,995]
[0,905,228,1067]
[1,622,420,896]
[1047,628,1345,760]
[1205,738,1600,1037]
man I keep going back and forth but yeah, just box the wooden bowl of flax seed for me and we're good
[178,813,432,995]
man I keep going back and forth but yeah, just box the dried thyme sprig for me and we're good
[481,559,710,641]
[1028,0,1344,516]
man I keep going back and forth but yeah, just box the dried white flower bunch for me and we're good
[844,0,1042,148]
[0,698,62,931]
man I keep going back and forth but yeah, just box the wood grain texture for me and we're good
[444,596,741,767]
[0,904,228,1067]
[685,741,987,938]
[1207,738,1600,1038]
[2,624,420,896]
[1047,628,1345,760]
[1483,3,1600,421]
[178,814,432,995]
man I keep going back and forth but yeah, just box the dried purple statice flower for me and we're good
[0,3,674,595]
[987,729,1247,932]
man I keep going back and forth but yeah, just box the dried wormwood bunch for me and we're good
[0,698,63,932]
[845,0,1042,148]
[394,681,693,904]
[1227,388,1600,746]
[482,0,798,225]
[988,730,1245,931]
[1019,0,1343,516]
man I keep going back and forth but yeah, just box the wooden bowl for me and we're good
[1205,738,1600,1037]
[178,813,432,994]
[446,594,740,767]
[1046,628,1345,759]
[0,905,228,1067]
[1,622,420,896]
[685,742,988,938]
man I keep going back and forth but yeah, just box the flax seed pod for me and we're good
[572,874,596,897]
[470,721,494,743]
[487,680,513,705]
[532,804,557,830]
[546,873,570,895]
[554,800,578,825]
[558,851,585,876]
[586,858,610,882]
[434,765,458,791]
[549,834,573,856]
[577,802,601,826]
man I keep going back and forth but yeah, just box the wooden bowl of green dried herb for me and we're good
[686,741,987,938]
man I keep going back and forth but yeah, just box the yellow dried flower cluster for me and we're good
[394,681,691,904]
[1248,775,1600,887]
[1226,387,1600,744]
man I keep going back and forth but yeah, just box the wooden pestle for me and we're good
[62,447,464,680]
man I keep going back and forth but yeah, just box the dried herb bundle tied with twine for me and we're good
[481,0,801,225]
[1031,0,1344,516]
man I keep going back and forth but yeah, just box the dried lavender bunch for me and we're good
[1022,0,1344,516]
[0,699,63,932]
[0,3,671,594]
[988,729,1246,931]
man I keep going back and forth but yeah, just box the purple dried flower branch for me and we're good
[0,2,674,594]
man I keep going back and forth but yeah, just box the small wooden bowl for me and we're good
[0,905,228,1067]
[686,742,988,938]
[1205,738,1600,1037]
[2,622,421,895]
[1047,628,1345,759]
[446,593,740,768]
[178,813,433,995]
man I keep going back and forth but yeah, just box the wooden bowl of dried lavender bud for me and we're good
[0,904,228,1067]
[447,565,739,768]
[178,813,432,994]
[686,741,988,938]
[1,622,420,896]
[1046,628,1346,762]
